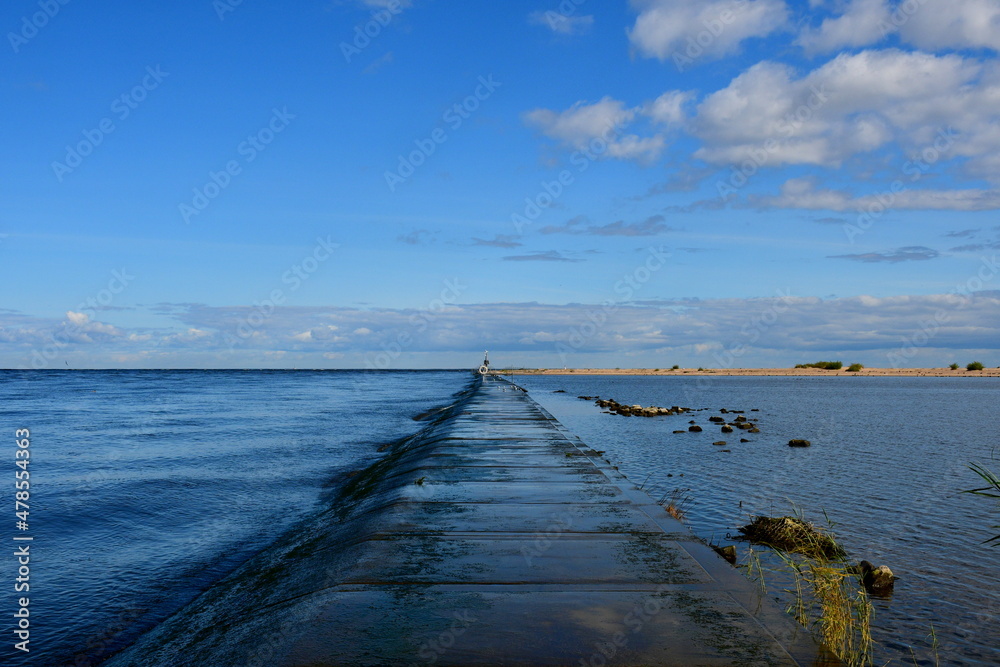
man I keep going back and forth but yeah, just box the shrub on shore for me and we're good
[949,363,960,370]
[795,361,843,370]
[846,363,864,372]
[967,361,984,371]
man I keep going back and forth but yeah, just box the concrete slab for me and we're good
[106,375,839,666]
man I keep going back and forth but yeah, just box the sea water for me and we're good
[0,370,464,666]
[517,373,1000,666]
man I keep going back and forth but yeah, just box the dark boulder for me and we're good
[711,544,737,564]
[688,425,703,432]
[788,439,811,447]
[854,560,897,595]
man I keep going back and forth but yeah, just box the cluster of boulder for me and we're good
[590,397,692,417]
[708,414,760,433]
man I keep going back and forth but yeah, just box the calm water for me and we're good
[0,370,465,666]
[2,371,997,665]
[516,373,1000,666]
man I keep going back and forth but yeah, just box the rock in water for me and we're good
[788,439,811,447]
[856,560,897,595]
[721,425,734,433]
[688,425,703,432]
[711,544,737,564]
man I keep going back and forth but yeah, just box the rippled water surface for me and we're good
[516,373,1000,666]
[0,370,464,666]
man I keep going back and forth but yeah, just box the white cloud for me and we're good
[752,178,1000,211]
[528,11,594,35]
[523,97,666,162]
[67,311,89,326]
[642,91,693,126]
[6,296,1000,367]
[797,0,891,54]
[628,0,788,62]
[692,49,1000,182]
[897,0,1000,52]
[795,0,1000,54]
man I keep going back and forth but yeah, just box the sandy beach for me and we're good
[510,367,1000,377]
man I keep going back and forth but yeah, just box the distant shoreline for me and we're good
[503,367,1000,377]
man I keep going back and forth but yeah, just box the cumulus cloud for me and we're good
[690,49,1000,188]
[795,0,1000,54]
[523,97,667,162]
[528,10,594,35]
[896,0,1000,52]
[628,0,789,63]
[642,91,694,126]
[797,0,892,54]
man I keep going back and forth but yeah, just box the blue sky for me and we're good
[2,0,999,369]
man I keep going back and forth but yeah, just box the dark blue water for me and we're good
[0,370,464,666]
[516,373,1000,666]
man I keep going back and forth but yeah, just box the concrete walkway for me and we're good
[108,376,838,666]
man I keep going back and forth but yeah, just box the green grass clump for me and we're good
[740,514,874,666]
[965,463,1000,546]
[967,361,984,371]
[949,363,960,370]
[846,363,864,372]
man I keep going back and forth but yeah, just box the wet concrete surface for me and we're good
[107,376,839,666]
